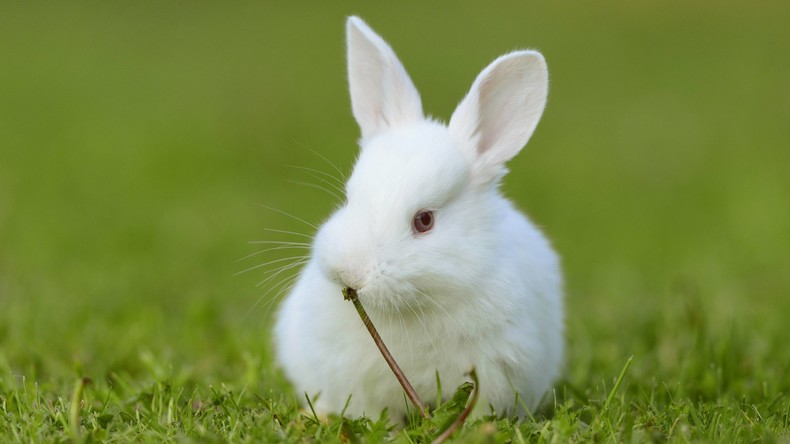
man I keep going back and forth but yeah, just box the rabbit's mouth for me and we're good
[349,275,442,315]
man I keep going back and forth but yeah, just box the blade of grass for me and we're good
[69,377,89,443]
[603,356,633,413]
[430,368,479,444]
[591,355,634,433]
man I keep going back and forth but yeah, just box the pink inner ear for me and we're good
[476,82,512,156]
[347,18,423,139]
[475,61,530,157]
[466,53,547,173]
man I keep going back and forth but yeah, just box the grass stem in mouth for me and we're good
[342,286,429,418]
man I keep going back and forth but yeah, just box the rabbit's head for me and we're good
[313,17,548,311]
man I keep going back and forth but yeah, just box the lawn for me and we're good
[1,1,789,442]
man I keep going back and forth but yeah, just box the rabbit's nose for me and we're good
[338,268,367,290]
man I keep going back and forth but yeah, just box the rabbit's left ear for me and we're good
[449,51,548,183]
[347,16,424,140]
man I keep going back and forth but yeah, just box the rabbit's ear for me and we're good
[347,16,423,140]
[449,51,548,183]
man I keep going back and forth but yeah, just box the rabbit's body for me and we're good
[275,18,564,419]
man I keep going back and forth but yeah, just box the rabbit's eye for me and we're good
[413,210,434,234]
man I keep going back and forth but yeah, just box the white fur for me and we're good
[275,16,563,419]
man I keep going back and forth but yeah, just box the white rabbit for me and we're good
[274,16,563,419]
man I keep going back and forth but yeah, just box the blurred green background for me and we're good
[1,0,789,401]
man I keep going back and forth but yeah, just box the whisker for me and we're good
[284,165,346,189]
[270,276,299,304]
[415,287,465,337]
[236,245,310,263]
[254,264,307,300]
[404,298,439,360]
[398,307,414,366]
[256,205,318,230]
[293,140,348,182]
[287,179,343,201]
[234,255,310,277]
[263,228,314,239]
[261,257,309,276]
[247,240,312,246]
[413,298,440,357]
[302,172,347,198]
[244,273,300,320]
[256,259,309,288]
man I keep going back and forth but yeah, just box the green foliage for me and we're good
[1,1,790,442]
[402,381,474,442]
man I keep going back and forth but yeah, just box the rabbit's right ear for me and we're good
[449,51,548,184]
[347,16,423,140]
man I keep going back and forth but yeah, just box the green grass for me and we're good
[1,1,789,442]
